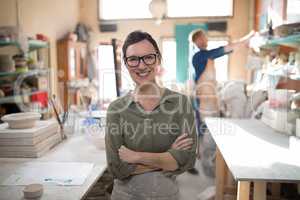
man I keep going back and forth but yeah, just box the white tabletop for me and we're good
[206,118,300,182]
[79,111,107,119]
[0,134,107,200]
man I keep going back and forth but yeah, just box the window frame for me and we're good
[96,42,119,101]
[98,0,235,21]
[166,0,234,18]
[98,0,153,21]
[160,37,177,86]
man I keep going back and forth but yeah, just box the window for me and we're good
[97,44,118,101]
[161,38,176,88]
[99,0,152,20]
[286,0,300,23]
[161,37,229,86]
[99,0,233,20]
[207,39,229,82]
[167,0,233,17]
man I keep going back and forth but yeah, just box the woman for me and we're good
[105,31,197,200]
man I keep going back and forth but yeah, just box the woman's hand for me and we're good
[119,145,141,164]
[171,133,193,150]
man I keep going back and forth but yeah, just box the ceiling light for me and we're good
[149,0,167,24]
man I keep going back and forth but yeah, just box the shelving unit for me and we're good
[0,40,48,51]
[57,38,87,111]
[0,68,48,78]
[260,34,300,49]
[0,39,52,118]
[255,33,300,92]
[0,90,48,104]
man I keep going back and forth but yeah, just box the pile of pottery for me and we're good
[0,112,61,158]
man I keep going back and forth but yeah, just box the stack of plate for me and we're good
[0,120,61,158]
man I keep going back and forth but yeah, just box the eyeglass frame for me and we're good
[124,53,159,68]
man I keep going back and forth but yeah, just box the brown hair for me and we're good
[122,30,161,60]
[191,30,206,43]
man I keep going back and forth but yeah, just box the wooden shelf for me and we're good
[0,40,48,51]
[28,40,49,50]
[0,90,48,104]
[261,34,300,49]
[276,77,300,91]
[0,40,18,47]
[0,68,49,78]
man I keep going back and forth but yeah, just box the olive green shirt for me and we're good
[105,88,197,180]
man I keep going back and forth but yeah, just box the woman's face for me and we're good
[125,39,159,86]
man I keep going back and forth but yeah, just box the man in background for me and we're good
[187,30,254,176]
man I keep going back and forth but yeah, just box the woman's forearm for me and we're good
[136,152,178,171]
[119,135,194,172]
[131,164,160,175]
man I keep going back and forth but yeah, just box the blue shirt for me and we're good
[192,46,231,82]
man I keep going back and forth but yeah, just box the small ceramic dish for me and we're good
[23,183,43,199]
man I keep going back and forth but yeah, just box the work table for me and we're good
[206,118,300,200]
[0,134,107,200]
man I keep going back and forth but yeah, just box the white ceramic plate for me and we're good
[1,112,41,129]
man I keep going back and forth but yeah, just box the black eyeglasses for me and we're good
[125,53,157,68]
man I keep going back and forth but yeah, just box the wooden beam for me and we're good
[253,182,267,200]
[237,181,250,200]
[225,165,236,188]
[215,147,226,200]
[224,185,237,195]
[271,183,281,198]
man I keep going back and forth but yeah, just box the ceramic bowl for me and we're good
[1,112,41,129]
[23,183,43,199]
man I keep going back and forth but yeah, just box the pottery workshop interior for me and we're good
[0,0,300,200]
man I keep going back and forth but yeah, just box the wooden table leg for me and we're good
[215,147,226,200]
[225,163,236,189]
[225,165,235,186]
[237,181,250,200]
[253,182,267,200]
[271,183,281,198]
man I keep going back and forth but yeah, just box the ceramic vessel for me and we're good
[1,112,41,129]
[23,184,43,199]
[0,54,15,72]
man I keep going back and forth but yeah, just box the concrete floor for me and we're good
[177,160,215,200]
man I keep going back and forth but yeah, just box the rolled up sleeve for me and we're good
[167,96,197,175]
[105,104,137,180]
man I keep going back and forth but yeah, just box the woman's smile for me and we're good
[135,69,152,78]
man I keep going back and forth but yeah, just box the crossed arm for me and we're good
[105,98,197,180]
[118,133,193,175]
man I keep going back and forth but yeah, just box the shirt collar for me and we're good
[124,88,174,108]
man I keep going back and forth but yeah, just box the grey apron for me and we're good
[111,171,179,200]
